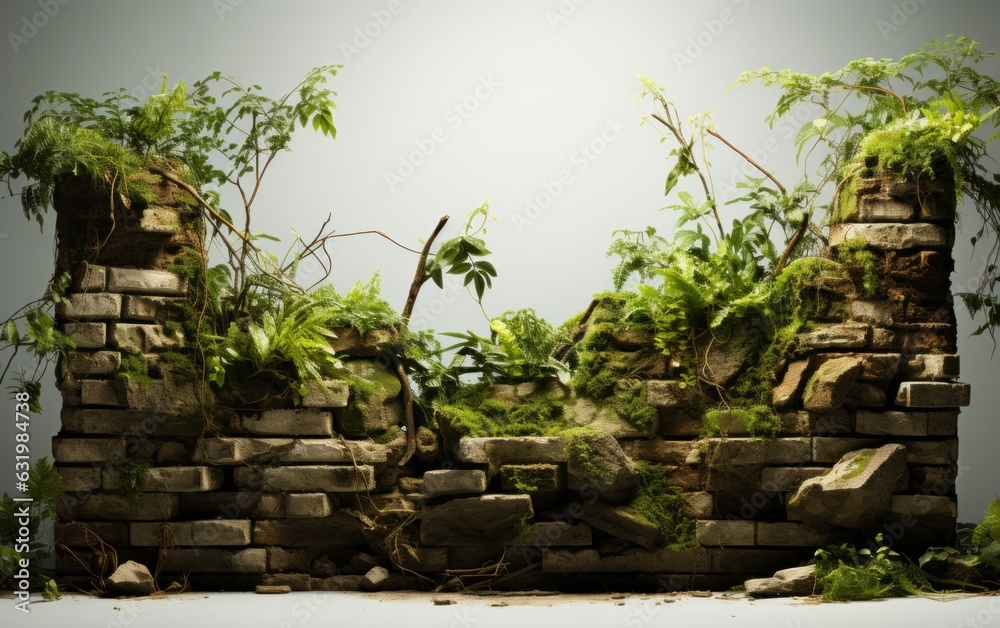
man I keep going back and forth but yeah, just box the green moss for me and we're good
[163,320,183,336]
[834,175,859,222]
[612,383,657,430]
[702,404,779,439]
[435,384,569,437]
[625,462,696,549]
[370,425,403,444]
[505,466,549,493]
[852,115,964,188]
[843,449,875,480]
[159,351,196,378]
[118,352,152,388]
[836,238,879,298]
[562,427,609,483]
[571,351,619,399]
[120,457,151,504]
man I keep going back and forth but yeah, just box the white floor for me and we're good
[2,591,999,628]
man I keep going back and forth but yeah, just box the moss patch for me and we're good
[612,382,657,430]
[843,449,875,480]
[370,425,403,444]
[836,238,879,299]
[625,461,696,549]
[435,383,569,438]
[118,352,152,388]
[702,404,779,439]
[120,457,151,504]
[562,427,609,483]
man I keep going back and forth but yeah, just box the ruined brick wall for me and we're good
[51,168,969,592]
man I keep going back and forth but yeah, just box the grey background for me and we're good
[0,0,996,522]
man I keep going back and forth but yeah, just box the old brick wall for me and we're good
[51,169,969,592]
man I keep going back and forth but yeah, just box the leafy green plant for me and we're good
[921,499,1000,574]
[1,457,62,597]
[812,533,936,601]
[323,272,402,335]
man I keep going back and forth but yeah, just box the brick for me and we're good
[796,323,870,352]
[851,301,902,326]
[895,381,971,408]
[760,467,828,492]
[104,466,223,492]
[107,268,187,296]
[160,548,266,574]
[646,380,695,408]
[234,465,375,492]
[65,351,121,377]
[696,520,754,546]
[756,522,835,547]
[508,522,593,547]
[500,464,563,492]
[54,522,127,547]
[856,411,928,436]
[888,494,957,519]
[707,438,812,466]
[684,492,714,519]
[58,467,103,492]
[80,380,127,406]
[52,437,125,463]
[70,493,178,520]
[130,520,251,546]
[193,437,294,464]
[420,495,534,546]
[140,206,182,234]
[61,408,205,437]
[241,410,334,436]
[422,469,488,497]
[56,293,122,320]
[122,295,186,322]
[74,264,108,291]
[829,222,953,250]
[286,493,333,518]
[622,439,700,465]
[110,323,185,352]
[252,513,367,546]
[772,360,811,408]
[63,322,107,348]
[456,436,567,466]
[542,548,712,574]
[908,466,957,493]
[301,379,350,408]
[899,439,958,465]
[927,412,959,436]
[179,493,285,519]
[852,198,916,222]
[280,439,387,464]
[900,354,960,380]
[812,437,880,463]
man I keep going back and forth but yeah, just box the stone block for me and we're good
[63,322,107,348]
[130,520,251,546]
[61,408,205,437]
[895,381,971,408]
[578,501,663,550]
[193,437,295,465]
[286,493,333,518]
[140,206,181,233]
[234,465,375,493]
[899,439,958,465]
[110,322,185,352]
[52,437,125,463]
[852,197,916,222]
[281,439,387,464]
[646,380,695,408]
[908,466,957,494]
[301,379,350,408]
[71,493,178,520]
[829,222,953,250]
[252,513,367,546]
[760,467,828,492]
[856,411,928,436]
[744,565,817,597]
[260,575,310,592]
[900,354,960,380]
[659,411,703,437]
[57,293,122,320]
[812,437,880,463]
[707,438,812,466]
[756,522,835,547]
[74,264,107,291]
[621,439,700,465]
[104,466,223,492]
[242,410,334,436]
[54,521,128,547]
[121,295,186,322]
[851,301,902,326]
[696,520,755,546]
[80,380,127,406]
[66,351,121,377]
[179,493,285,519]
[267,547,314,573]
[542,547,712,574]
[500,464,563,492]
[772,360,811,408]
[107,268,187,296]
[888,494,957,519]
[684,492,714,519]
[160,548,266,574]
[420,495,534,546]
[796,323,870,352]
[455,436,567,474]
[58,467,103,492]
[927,412,959,436]
[422,469,488,497]
[508,522,593,547]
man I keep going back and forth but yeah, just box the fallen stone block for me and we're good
[578,501,663,550]
[420,494,534,546]
[566,432,636,503]
[106,560,156,596]
[745,565,816,597]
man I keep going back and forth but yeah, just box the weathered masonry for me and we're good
[51,167,969,592]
